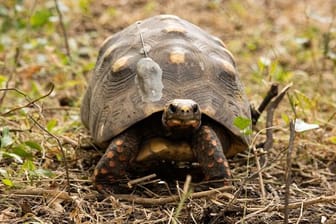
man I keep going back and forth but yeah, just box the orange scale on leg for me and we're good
[115,139,124,146]
[216,157,224,163]
[211,139,217,146]
[207,161,214,168]
[100,168,108,174]
[223,160,229,168]
[106,151,114,158]
[116,146,123,153]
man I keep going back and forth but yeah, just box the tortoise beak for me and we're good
[162,99,201,129]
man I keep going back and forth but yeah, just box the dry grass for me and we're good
[1,0,336,223]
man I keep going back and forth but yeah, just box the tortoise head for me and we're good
[162,99,201,131]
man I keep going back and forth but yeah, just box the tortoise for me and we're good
[81,15,251,192]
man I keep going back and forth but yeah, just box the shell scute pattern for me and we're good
[82,15,251,146]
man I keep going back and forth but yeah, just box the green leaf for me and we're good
[234,116,252,130]
[281,113,290,125]
[47,119,58,132]
[79,0,91,14]
[233,116,252,135]
[22,160,36,171]
[0,75,7,87]
[329,136,336,144]
[24,141,42,151]
[35,168,54,178]
[30,9,52,28]
[1,178,13,187]
[1,127,13,148]
[2,151,23,163]
[12,145,33,159]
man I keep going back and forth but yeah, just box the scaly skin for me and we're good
[93,128,140,193]
[93,124,232,193]
[93,100,233,193]
[192,125,231,181]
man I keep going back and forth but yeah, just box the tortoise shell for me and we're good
[81,14,251,156]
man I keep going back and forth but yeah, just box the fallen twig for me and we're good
[0,69,13,107]
[29,115,71,194]
[264,83,293,151]
[284,120,296,224]
[115,186,234,205]
[266,195,336,212]
[127,174,157,188]
[238,194,336,223]
[252,146,266,201]
[251,83,279,125]
[0,84,55,116]
[11,186,234,205]
[54,0,71,60]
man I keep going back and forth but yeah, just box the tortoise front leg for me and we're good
[192,125,231,183]
[93,129,140,193]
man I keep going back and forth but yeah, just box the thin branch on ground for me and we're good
[10,188,336,212]
[127,174,157,188]
[252,146,266,201]
[264,83,292,151]
[54,0,71,60]
[0,84,55,116]
[251,83,279,125]
[11,186,234,205]
[237,194,336,223]
[284,120,296,224]
[28,115,71,194]
[0,65,14,106]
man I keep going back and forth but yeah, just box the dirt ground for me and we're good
[0,0,336,223]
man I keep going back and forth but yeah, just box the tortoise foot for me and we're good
[92,130,139,193]
[192,125,231,183]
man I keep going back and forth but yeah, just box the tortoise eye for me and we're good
[192,105,199,113]
[168,104,177,113]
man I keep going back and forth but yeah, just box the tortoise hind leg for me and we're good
[93,129,140,193]
[192,125,231,183]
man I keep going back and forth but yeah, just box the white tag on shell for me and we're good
[135,57,164,102]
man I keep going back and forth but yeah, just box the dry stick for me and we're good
[11,188,336,209]
[264,83,293,151]
[29,115,71,194]
[295,202,304,224]
[0,84,55,116]
[54,0,71,60]
[267,195,336,212]
[0,61,15,106]
[252,146,266,201]
[236,203,273,224]
[251,83,279,125]
[238,194,336,223]
[231,84,292,213]
[115,186,233,205]
[127,174,157,188]
[284,120,296,224]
